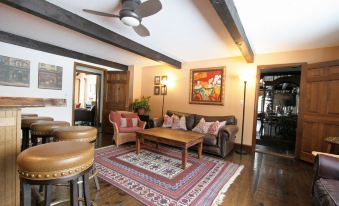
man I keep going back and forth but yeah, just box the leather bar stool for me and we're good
[17,141,94,206]
[30,121,70,146]
[21,113,38,117]
[21,116,54,151]
[52,126,100,191]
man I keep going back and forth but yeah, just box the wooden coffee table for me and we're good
[135,128,204,169]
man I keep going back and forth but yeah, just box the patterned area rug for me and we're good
[95,144,243,206]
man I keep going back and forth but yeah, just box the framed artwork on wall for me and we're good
[189,67,225,105]
[0,54,30,87]
[161,75,167,83]
[154,76,160,85]
[154,86,160,95]
[38,63,63,90]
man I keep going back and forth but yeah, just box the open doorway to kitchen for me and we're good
[253,64,302,158]
[73,63,104,127]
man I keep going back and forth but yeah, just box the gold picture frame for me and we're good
[189,67,225,105]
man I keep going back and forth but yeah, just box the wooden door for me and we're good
[297,60,339,162]
[103,71,130,133]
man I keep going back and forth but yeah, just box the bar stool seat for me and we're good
[52,126,100,192]
[22,116,54,129]
[17,141,94,206]
[21,116,54,151]
[31,121,70,137]
[21,113,38,118]
[52,126,97,143]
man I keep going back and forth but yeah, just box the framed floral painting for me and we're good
[189,67,225,105]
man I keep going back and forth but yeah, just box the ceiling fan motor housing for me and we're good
[120,0,142,26]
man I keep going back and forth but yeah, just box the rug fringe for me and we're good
[211,165,244,206]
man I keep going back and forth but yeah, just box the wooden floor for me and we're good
[50,132,313,206]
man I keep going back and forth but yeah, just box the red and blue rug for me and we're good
[95,144,243,206]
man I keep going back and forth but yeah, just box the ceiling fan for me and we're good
[83,0,162,37]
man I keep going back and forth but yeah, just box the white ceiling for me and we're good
[233,0,339,54]
[1,0,338,66]
[46,0,241,62]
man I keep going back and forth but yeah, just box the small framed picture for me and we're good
[161,75,167,83]
[154,76,160,85]
[161,85,167,95]
[154,86,160,95]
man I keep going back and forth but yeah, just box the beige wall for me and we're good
[140,46,339,146]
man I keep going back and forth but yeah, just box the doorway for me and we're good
[253,64,302,158]
[73,63,104,127]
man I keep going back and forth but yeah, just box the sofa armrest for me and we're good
[217,125,238,158]
[314,153,339,180]
[221,125,239,139]
[151,117,164,128]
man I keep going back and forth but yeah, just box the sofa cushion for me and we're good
[194,115,236,127]
[203,134,218,146]
[314,178,339,206]
[119,127,142,133]
[185,114,195,130]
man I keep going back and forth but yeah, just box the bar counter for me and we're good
[0,108,21,206]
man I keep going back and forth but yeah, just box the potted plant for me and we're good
[131,96,151,115]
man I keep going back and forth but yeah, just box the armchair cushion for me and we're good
[119,127,142,133]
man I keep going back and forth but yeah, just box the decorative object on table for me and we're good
[160,76,168,116]
[38,63,63,90]
[154,85,160,95]
[0,54,30,87]
[236,73,250,155]
[95,144,243,206]
[154,76,160,85]
[131,96,151,115]
[189,67,225,105]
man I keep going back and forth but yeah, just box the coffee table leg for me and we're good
[198,141,203,160]
[182,148,187,170]
[136,134,141,155]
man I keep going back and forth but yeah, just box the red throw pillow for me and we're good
[126,118,138,127]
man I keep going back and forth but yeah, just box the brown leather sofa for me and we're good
[153,110,239,158]
[312,153,339,206]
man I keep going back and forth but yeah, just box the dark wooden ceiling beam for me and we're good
[1,0,182,69]
[0,31,128,70]
[210,0,254,63]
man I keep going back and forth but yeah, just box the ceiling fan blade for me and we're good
[133,24,150,37]
[82,9,119,18]
[138,0,162,18]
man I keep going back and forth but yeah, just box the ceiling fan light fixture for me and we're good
[121,16,140,27]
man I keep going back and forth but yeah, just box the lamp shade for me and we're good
[160,79,168,86]
[239,73,251,82]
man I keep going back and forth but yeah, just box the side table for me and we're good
[325,136,339,153]
[138,115,154,129]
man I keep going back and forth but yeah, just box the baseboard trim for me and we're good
[234,143,253,154]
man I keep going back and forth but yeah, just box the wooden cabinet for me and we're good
[297,60,339,162]
[0,108,21,206]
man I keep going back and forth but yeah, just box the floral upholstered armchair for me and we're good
[109,111,146,146]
